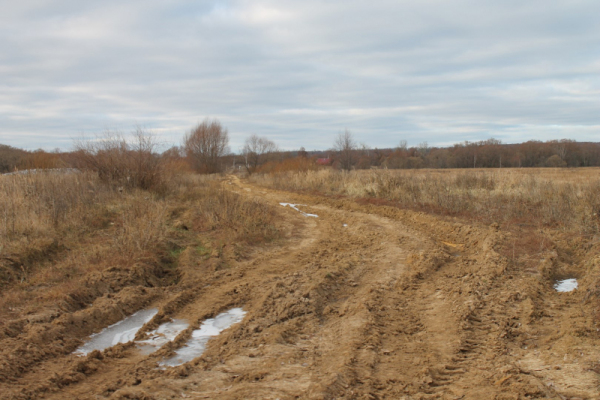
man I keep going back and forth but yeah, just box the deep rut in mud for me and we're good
[1,176,599,399]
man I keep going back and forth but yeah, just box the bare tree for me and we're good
[333,129,356,171]
[184,119,229,174]
[550,139,575,162]
[242,134,277,174]
[397,140,408,152]
[417,141,430,157]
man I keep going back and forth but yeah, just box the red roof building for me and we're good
[316,158,332,166]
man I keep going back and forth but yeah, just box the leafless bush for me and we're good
[72,129,165,191]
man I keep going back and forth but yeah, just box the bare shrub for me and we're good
[184,119,229,174]
[72,129,164,191]
[242,135,277,174]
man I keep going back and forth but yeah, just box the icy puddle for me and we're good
[554,278,578,292]
[160,308,246,367]
[137,319,189,355]
[280,203,318,218]
[76,308,158,355]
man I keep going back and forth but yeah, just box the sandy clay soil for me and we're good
[1,175,599,399]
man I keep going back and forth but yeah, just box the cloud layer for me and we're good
[1,0,599,150]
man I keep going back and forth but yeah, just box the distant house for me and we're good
[316,157,332,166]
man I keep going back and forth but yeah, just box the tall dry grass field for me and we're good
[0,171,280,321]
[250,168,600,234]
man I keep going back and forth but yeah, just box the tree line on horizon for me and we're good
[2,120,600,175]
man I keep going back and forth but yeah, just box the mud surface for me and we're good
[1,175,599,399]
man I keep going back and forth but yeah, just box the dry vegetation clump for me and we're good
[0,171,170,312]
[72,129,166,191]
[0,171,281,322]
[171,175,281,246]
[250,168,600,234]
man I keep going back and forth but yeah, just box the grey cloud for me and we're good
[1,0,599,151]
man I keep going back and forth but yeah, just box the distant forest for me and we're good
[2,138,600,174]
[314,139,600,170]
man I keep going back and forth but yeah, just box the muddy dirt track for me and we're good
[1,176,599,399]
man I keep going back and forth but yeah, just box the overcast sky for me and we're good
[1,0,599,151]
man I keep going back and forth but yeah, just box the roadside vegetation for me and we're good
[3,124,600,324]
[0,128,281,327]
[250,168,600,234]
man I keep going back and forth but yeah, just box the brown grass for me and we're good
[0,171,281,320]
[250,168,600,234]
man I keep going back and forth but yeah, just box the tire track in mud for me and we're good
[1,177,508,399]
[2,176,599,399]
[219,180,497,399]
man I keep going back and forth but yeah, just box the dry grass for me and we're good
[170,175,281,245]
[250,168,600,234]
[0,171,281,319]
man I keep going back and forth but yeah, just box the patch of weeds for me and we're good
[169,248,184,259]
[196,245,211,258]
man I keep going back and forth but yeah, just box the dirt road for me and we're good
[2,176,599,399]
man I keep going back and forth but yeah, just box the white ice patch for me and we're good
[279,203,318,218]
[75,308,158,355]
[136,319,189,355]
[554,278,578,292]
[159,308,246,367]
[343,224,348,227]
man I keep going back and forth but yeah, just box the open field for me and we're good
[1,169,600,399]
[250,168,600,233]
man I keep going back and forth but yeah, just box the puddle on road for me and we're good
[554,278,578,292]
[159,308,246,367]
[75,308,158,355]
[136,319,189,355]
[280,203,318,218]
